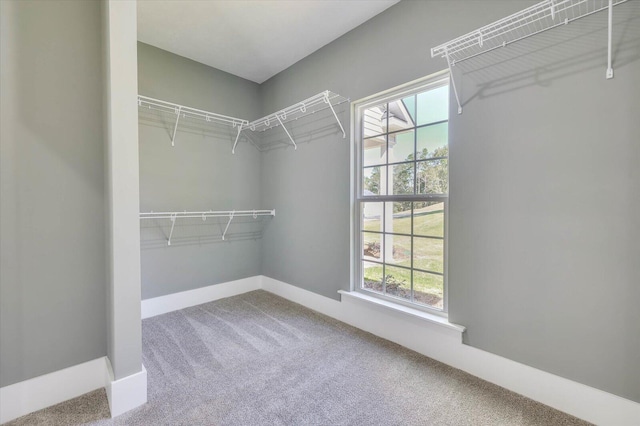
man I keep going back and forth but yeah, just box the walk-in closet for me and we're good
[1,1,639,425]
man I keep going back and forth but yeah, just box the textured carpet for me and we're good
[6,290,590,425]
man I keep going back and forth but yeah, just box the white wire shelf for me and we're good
[138,95,248,147]
[431,0,629,114]
[140,209,275,245]
[138,92,349,154]
[235,90,349,153]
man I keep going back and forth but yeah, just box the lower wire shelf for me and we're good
[140,209,275,246]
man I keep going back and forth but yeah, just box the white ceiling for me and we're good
[137,0,400,84]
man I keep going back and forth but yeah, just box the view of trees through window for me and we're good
[357,80,449,310]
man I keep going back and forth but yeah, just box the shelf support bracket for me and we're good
[324,93,346,138]
[232,124,243,154]
[171,106,182,147]
[606,0,614,79]
[222,211,235,241]
[275,113,297,150]
[167,213,177,246]
[445,49,463,114]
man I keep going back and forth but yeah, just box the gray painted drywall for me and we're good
[0,0,106,387]
[259,0,520,300]
[447,5,640,403]
[259,0,640,403]
[137,43,264,300]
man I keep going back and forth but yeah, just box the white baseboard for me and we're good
[105,359,147,418]
[0,357,107,424]
[4,276,637,425]
[141,276,262,319]
[261,276,640,426]
[0,358,148,424]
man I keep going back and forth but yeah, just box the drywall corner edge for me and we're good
[103,0,143,383]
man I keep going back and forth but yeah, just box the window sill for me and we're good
[337,290,465,334]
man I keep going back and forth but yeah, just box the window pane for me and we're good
[413,271,443,310]
[417,123,448,160]
[363,166,382,196]
[387,202,412,235]
[403,95,416,124]
[413,202,444,237]
[389,163,414,195]
[384,265,411,301]
[363,103,387,137]
[363,134,386,167]
[384,234,411,267]
[413,237,444,273]
[417,85,449,126]
[362,202,383,233]
[387,96,416,132]
[357,80,449,312]
[416,159,448,194]
[362,261,383,294]
[362,232,381,261]
[388,129,414,163]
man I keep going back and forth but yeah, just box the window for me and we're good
[353,73,449,313]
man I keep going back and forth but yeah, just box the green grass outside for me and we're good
[362,203,444,237]
[363,264,443,298]
[362,203,444,300]
[363,233,443,273]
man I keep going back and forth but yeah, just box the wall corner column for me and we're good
[103,0,146,417]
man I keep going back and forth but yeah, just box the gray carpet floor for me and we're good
[6,290,590,426]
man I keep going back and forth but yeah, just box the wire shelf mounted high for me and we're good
[234,90,349,153]
[137,91,349,154]
[430,0,629,114]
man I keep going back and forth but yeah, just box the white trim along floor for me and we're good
[2,275,638,425]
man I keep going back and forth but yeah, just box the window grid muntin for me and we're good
[362,230,444,240]
[361,128,448,198]
[361,257,445,276]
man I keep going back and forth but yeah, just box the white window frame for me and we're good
[351,70,450,316]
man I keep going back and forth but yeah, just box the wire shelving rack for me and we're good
[430,0,629,114]
[140,209,275,245]
[137,95,248,147]
[235,90,349,153]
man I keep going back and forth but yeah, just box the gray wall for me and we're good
[259,0,499,299]
[137,43,264,299]
[0,0,106,387]
[448,4,640,403]
[259,0,640,403]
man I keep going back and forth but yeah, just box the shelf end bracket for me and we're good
[222,211,235,241]
[606,0,614,79]
[275,113,297,150]
[232,124,243,154]
[444,49,463,114]
[324,93,346,138]
[171,107,182,147]
[167,213,177,246]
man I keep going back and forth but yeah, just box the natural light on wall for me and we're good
[355,74,449,313]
